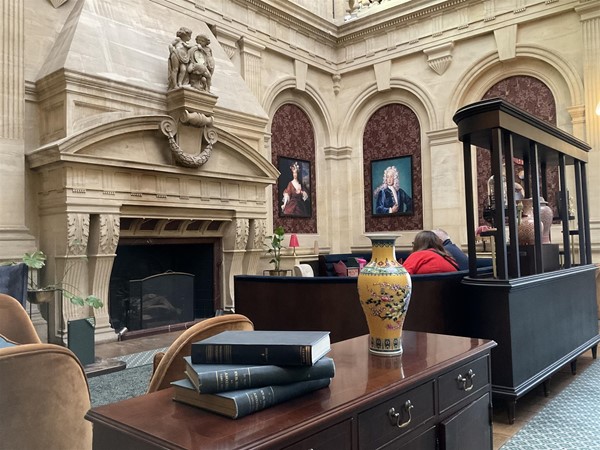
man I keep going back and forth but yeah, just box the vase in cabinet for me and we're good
[540,197,553,243]
[518,198,542,245]
[357,235,412,356]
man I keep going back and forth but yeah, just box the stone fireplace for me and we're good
[27,87,278,344]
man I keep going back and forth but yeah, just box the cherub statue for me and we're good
[167,27,193,90]
[187,34,215,92]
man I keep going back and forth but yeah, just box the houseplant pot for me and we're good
[357,234,412,356]
[266,226,286,276]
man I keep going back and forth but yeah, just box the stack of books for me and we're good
[171,330,334,419]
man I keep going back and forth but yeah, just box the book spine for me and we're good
[193,358,335,393]
[191,343,313,366]
[231,377,331,419]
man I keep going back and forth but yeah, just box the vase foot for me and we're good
[369,347,403,356]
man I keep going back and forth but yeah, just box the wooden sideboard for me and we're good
[86,332,496,450]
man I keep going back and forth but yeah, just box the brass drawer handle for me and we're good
[388,400,414,428]
[456,369,476,391]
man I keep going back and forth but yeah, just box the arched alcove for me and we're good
[363,104,423,232]
[271,104,317,234]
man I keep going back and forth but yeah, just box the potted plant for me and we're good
[18,250,103,309]
[266,226,287,276]
[10,249,102,365]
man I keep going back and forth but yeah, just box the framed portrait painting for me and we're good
[371,156,413,216]
[278,157,311,217]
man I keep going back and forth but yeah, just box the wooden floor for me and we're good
[93,330,596,450]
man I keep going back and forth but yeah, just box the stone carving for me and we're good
[187,35,215,92]
[67,213,90,256]
[99,214,120,254]
[168,28,215,93]
[160,112,218,168]
[235,219,250,251]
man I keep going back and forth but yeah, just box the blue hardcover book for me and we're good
[171,377,331,419]
[183,355,335,393]
[190,330,331,366]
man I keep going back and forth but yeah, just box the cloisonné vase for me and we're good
[518,198,542,245]
[357,235,412,356]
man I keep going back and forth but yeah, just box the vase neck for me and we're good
[369,237,397,262]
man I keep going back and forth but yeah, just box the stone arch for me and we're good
[263,80,332,237]
[337,80,435,236]
[263,77,334,148]
[338,79,436,148]
[448,45,584,130]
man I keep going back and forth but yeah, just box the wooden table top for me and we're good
[86,332,496,449]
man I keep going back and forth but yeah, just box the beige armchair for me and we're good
[0,293,41,344]
[147,314,254,393]
[0,343,92,450]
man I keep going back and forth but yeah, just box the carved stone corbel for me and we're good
[160,111,218,168]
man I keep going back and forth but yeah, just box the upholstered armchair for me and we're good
[0,293,41,344]
[0,343,93,449]
[147,314,254,393]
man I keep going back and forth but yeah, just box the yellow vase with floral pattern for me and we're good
[357,235,412,356]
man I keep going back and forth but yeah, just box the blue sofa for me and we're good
[318,252,492,277]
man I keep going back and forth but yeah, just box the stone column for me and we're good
[323,146,353,253]
[88,214,120,343]
[221,218,250,311]
[0,0,35,257]
[427,128,468,244]
[577,2,600,222]
[242,218,267,276]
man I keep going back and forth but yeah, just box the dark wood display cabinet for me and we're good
[453,98,600,423]
[86,332,496,450]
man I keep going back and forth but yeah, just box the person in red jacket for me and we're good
[402,230,459,275]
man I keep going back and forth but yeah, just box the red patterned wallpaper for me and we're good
[477,76,558,224]
[363,104,423,232]
[271,104,317,234]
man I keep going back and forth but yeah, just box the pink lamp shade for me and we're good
[289,234,299,255]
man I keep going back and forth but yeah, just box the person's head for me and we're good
[412,230,445,253]
[290,161,300,179]
[433,229,450,243]
[382,166,399,190]
[176,27,192,41]
[196,34,210,46]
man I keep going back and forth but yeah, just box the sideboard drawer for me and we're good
[358,380,435,450]
[283,419,352,450]
[438,355,490,413]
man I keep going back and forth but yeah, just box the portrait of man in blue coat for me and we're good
[373,163,412,215]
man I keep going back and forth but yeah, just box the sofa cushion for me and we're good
[333,261,348,276]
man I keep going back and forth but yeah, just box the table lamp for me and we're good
[289,234,299,256]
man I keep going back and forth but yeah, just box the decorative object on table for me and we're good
[539,197,553,243]
[265,226,287,276]
[191,330,331,366]
[288,234,299,256]
[171,376,331,419]
[517,198,542,245]
[357,234,412,356]
[183,355,335,394]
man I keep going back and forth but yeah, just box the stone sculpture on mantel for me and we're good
[162,28,219,168]
[167,27,215,93]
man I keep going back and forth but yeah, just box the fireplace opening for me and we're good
[109,240,217,332]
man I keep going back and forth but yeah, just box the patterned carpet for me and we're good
[501,358,600,449]
[88,348,166,407]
